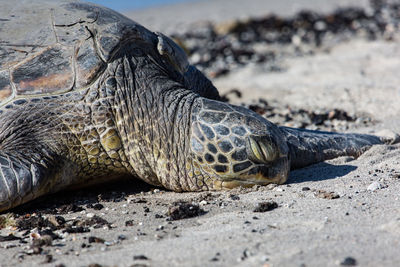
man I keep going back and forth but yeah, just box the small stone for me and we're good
[86,213,95,218]
[314,21,327,31]
[133,255,148,260]
[239,248,253,261]
[118,235,126,241]
[92,204,104,210]
[301,187,310,191]
[340,257,357,266]
[314,190,340,199]
[31,234,53,247]
[229,194,240,200]
[199,200,208,205]
[367,181,382,191]
[88,236,105,244]
[253,201,278,212]
[191,53,202,64]
[167,202,205,220]
[104,241,114,246]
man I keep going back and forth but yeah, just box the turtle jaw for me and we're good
[212,156,290,190]
[213,136,290,189]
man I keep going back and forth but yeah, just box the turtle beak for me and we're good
[217,156,290,189]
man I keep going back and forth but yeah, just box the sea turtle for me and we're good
[0,0,386,212]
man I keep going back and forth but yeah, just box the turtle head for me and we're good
[189,98,290,190]
[153,32,288,189]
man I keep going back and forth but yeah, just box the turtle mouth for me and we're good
[212,157,290,189]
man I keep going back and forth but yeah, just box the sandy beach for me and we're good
[1,0,400,266]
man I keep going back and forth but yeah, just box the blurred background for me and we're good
[89,0,198,11]
[89,0,371,33]
[87,0,400,132]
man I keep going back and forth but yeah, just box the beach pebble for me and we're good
[133,255,149,260]
[199,200,208,205]
[273,187,284,192]
[253,201,278,212]
[340,256,357,266]
[367,181,382,191]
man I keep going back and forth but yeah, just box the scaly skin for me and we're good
[0,0,387,212]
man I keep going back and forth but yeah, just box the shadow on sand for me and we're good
[11,162,356,214]
[11,176,155,215]
[288,162,357,184]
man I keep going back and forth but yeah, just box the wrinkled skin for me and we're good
[0,0,383,212]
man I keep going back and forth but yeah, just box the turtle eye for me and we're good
[246,136,279,164]
[155,32,189,74]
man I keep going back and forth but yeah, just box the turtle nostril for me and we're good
[247,136,279,164]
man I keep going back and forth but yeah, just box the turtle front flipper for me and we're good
[280,126,384,169]
[0,152,52,212]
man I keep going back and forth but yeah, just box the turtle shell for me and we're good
[0,0,157,106]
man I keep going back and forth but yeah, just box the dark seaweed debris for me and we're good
[14,213,110,235]
[233,98,373,132]
[173,0,400,77]
[167,202,206,220]
[16,215,58,231]
[73,215,110,228]
[0,234,21,242]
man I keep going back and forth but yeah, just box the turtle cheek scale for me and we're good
[190,98,290,189]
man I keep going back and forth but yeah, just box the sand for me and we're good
[1,1,400,266]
